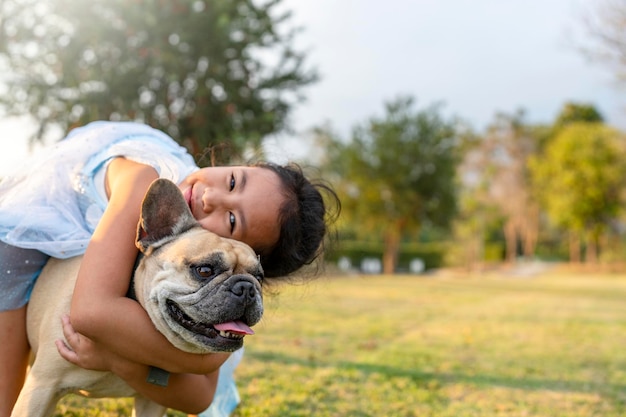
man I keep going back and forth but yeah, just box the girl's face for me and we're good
[178,166,285,254]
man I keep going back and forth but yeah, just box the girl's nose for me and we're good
[202,187,224,212]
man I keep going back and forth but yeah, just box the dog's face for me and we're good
[133,179,264,354]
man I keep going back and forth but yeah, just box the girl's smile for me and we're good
[178,166,286,255]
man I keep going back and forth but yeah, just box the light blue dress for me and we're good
[0,121,241,416]
[0,121,197,257]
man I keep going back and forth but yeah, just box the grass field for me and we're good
[54,270,626,416]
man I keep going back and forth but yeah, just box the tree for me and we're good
[0,0,316,159]
[528,122,626,263]
[554,102,604,129]
[579,0,626,83]
[530,102,606,262]
[319,96,458,274]
[459,110,539,264]
[447,128,500,271]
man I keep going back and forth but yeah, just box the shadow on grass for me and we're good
[245,350,626,397]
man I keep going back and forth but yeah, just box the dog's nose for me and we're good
[230,280,256,301]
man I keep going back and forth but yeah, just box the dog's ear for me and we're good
[136,178,199,253]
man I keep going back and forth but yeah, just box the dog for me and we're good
[11,178,265,417]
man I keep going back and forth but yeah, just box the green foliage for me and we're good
[322,97,458,233]
[529,122,626,237]
[0,0,316,159]
[554,102,604,129]
[326,239,447,271]
[55,273,626,416]
[320,96,458,239]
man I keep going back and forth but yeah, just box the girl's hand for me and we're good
[56,314,222,413]
[56,314,122,372]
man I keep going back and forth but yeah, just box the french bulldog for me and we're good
[11,178,264,417]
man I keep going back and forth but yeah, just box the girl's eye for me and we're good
[229,173,236,191]
[229,212,236,233]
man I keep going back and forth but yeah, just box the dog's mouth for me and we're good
[165,299,254,341]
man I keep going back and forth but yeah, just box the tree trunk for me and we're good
[382,227,401,275]
[569,231,581,263]
[585,231,599,264]
[522,204,539,258]
[504,220,517,263]
[468,236,484,272]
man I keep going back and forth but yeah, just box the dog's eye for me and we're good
[193,265,214,279]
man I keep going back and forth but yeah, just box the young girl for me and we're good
[0,121,339,416]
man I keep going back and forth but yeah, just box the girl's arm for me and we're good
[115,363,219,414]
[57,316,219,414]
[69,157,224,375]
[113,362,219,414]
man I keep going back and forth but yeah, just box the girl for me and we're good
[0,121,339,416]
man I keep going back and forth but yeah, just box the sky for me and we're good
[1,0,623,171]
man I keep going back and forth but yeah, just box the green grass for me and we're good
[55,272,626,416]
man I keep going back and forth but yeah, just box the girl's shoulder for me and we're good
[0,121,198,257]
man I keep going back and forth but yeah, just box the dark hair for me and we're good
[254,162,340,279]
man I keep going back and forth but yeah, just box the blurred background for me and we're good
[2,0,626,273]
[4,2,626,416]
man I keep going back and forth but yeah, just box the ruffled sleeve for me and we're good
[0,121,198,258]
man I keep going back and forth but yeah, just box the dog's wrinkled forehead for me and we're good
[165,228,264,276]
[195,250,263,277]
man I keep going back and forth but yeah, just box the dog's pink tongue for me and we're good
[214,321,255,335]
